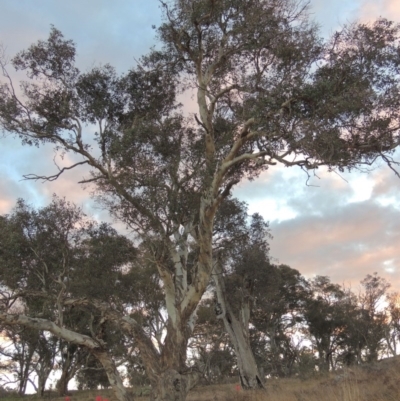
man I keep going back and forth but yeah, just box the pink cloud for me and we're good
[358,0,400,22]
[0,175,34,215]
[270,198,400,292]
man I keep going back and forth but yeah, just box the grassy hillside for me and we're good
[2,356,400,401]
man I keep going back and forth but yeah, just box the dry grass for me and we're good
[2,356,400,401]
[188,355,400,401]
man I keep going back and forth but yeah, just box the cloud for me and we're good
[268,167,400,292]
[358,0,400,22]
[233,150,400,292]
[0,0,161,66]
[308,0,400,38]
[233,164,353,222]
[308,0,360,35]
[0,176,30,214]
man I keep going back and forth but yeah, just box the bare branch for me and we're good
[23,161,89,182]
[381,153,400,178]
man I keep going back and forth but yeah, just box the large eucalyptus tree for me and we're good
[2,0,400,400]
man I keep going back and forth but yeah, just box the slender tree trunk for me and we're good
[92,350,133,401]
[213,264,264,390]
[18,374,28,396]
[57,345,84,396]
[37,362,53,396]
[315,345,330,373]
[221,310,264,389]
[38,373,48,397]
[57,368,72,396]
[57,349,74,396]
[18,351,33,396]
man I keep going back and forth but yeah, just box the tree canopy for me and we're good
[1,1,400,400]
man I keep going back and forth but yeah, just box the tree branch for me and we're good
[0,313,103,349]
[23,161,89,182]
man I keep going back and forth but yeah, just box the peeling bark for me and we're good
[213,264,265,390]
[221,309,264,389]
[150,369,198,401]
[146,363,197,401]
[92,350,133,401]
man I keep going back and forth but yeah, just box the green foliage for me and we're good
[2,2,400,399]
[0,196,136,308]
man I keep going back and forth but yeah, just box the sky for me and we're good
[1,0,400,293]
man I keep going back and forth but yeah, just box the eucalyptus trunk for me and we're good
[57,369,73,396]
[37,363,52,396]
[150,370,191,401]
[214,264,264,390]
[142,317,199,401]
[92,350,133,401]
[144,337,199,401]
[56,348,75,396]
[220,307,264,389]
[17,348,34,396]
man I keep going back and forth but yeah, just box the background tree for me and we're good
[2,1,400,399]
[343,273,391,364]
[55,341,87,396]
[0,197,137,401]
[31,333,58,396]
[0,325,37,395]
[0,305,57,396]
[359,273,390,362]
[385,292,400,357]
[250,264,308,378]
[303,276,351,372]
